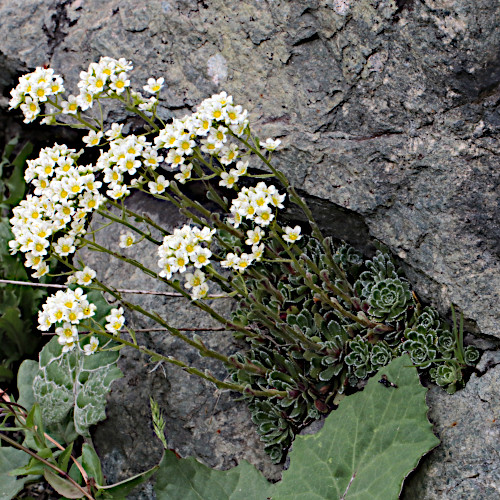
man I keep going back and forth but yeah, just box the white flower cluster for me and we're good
[67,266,97,286]
[153,91,249,184]
[218,182,286,272]
[38,288,96,352]
[95,133,163,199]
[157,225,215,299]
[9,67,65,123]
[105,307,126,334]
[229,182,286,229]
[9,144,104,276]
[74,56,133,112]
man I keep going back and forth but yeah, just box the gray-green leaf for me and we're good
[273,355,439,499]
[0,446,30,500]
[33,337,122,436]
[155,451,271,500]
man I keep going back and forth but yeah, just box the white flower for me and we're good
[83,336,99,356]
[119,232,136,248]
[110,72,130,94]
[262,138,281,151]
[235,253,254,272]
[184,269,206,289]
[53,236,76,256]
[190,247,212,269]
[283,225,302,243]
[190,282,209,300]
[82,130,103,147]
[143,77,165,94]
[61,95,79,115]
[174,163,193,184]
[74,266,97,286]
[220,252,239,269]
[234,160,248,176]
[251,243,265,261]
[105,123,124,140]
[148,175,169,194]
[219,170,239,189]
[245,227,264,246]
[105,307,125,334]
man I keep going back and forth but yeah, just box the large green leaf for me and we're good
[17,359,38,411]
[272,355,439,499]
[154,356,439,499]
[0,446,30,500]
[155,451,271,500]
[33,337,123,436]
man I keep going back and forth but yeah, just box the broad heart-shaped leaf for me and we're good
[155,451,272,500]
[154,356,439,500]
[0,446,30,500]
[272,354,440,500]
[17,359,38,411]
[33,336,122,436]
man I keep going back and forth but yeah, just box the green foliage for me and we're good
[33,335,123,436]
[155,357,439,499]
[0,338,155,500]
[0,136,32,210]
[0,218,46,383]
[155,452,272,500]
[227,238,479,462]
[0,137,44,384]
[0,446,30,500]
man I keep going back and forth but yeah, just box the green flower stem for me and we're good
[298,252,353,304]
[169,182,244,239]
[105,197,170,237]
[0,432,95,500]
[168,181,213,218]
[246,293,322,351]
[93,281,272,380]
[270,228,371,329]
[235,131,351,289]
[451,304,466,364]
[192,149,221,176]
[205,266,247,298]
[118,91,160,132]
[77,237,254,340]
[96,207,162,245]
[46,98,99,132]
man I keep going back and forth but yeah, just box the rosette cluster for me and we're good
[37,288,97,353]
[9,144,104,277]
[157,225,215,300]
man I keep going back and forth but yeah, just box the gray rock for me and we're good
[402,356,500,499]
[0,0,497,339]
[0,0,499,496]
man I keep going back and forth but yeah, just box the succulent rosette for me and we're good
[345,336,372,379]
[464,345,480,366]
[370,341,393,369]
[415,306,442,330]
[430,360,463,390]
[402,326,438,369]
[367,278,412,322]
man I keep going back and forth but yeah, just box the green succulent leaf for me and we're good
[154,356,438,500]
[367,278,412,322]
[33,336,122,436]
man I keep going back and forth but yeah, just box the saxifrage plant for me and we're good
[1,56,480,497]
